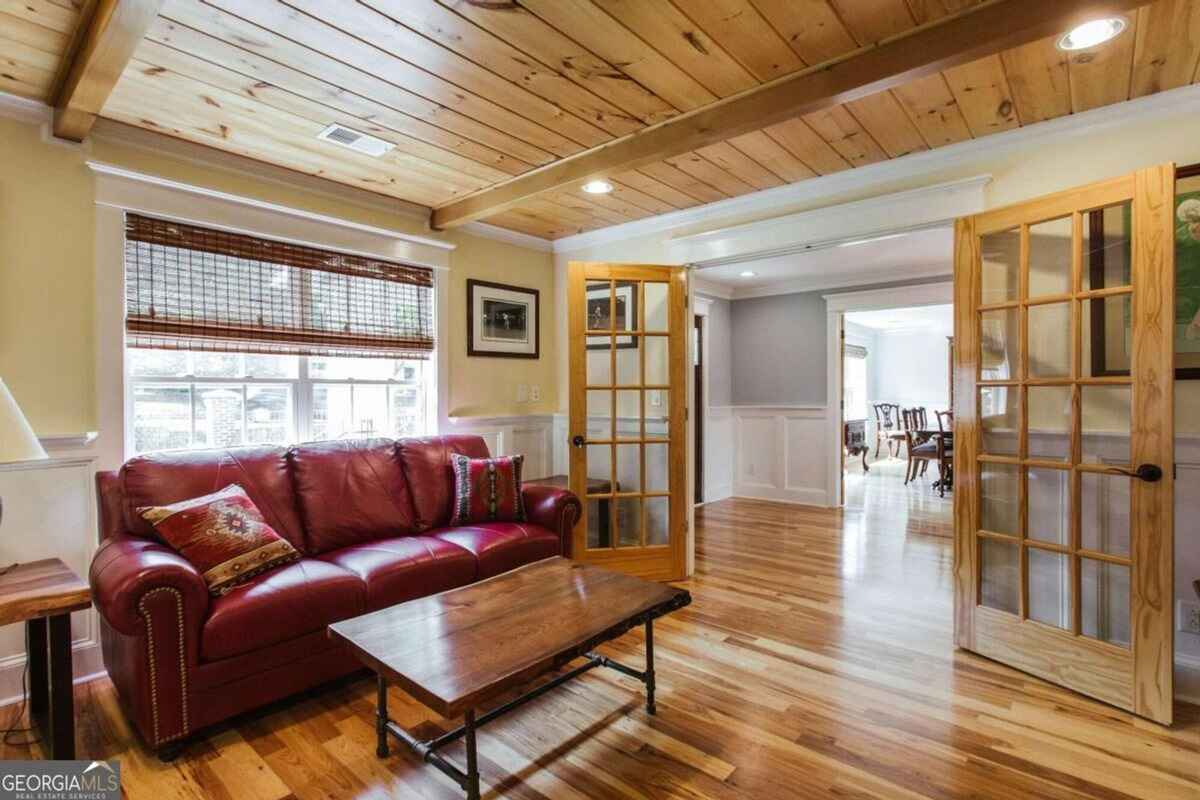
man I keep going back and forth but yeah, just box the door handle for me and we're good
[572,435,586,448]
[1106,463,1163,482]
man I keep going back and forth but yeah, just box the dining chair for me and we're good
[902,407,937,485]
[872,402,903,458]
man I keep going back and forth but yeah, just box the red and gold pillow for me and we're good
[449,454,526,525]
[138,484,299,596]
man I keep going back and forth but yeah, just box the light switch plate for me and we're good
[516,384,529,403]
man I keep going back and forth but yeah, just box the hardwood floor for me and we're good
[844,455,953,538]
[5,497,1198,798]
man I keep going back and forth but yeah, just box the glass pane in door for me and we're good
[980,308,1020,380]
[1028,303,1071,378]
[644,282,669,331]
[981,228,1020,305]
[1081,559,1131,647]
[1080,472,1131,557]
[1081,202,1132,291]
[980,538,1019,614]
[980,386,1019,455]
[1027,548,1071,630]
[1028,217,1073,298]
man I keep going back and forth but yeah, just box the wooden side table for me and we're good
[0,558,91,759]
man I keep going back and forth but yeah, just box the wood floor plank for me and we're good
[24,459,1199,798]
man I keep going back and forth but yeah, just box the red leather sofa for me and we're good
[88,435,580,756]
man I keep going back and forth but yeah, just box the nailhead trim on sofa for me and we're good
[137,587,189,745]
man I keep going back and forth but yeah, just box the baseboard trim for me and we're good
[0,641,105,708]
[730,492,831,509]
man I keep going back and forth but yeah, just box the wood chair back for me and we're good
[873,403,900,431]
[936,410,954,434]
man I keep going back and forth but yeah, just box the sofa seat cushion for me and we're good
[318,536,477,610]
[430,522,560,580]
[202,559,365,661]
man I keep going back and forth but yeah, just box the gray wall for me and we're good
[730,291,827,405]
[728,275,951,406]
[700,295,732,406]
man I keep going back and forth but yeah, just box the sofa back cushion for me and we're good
[120,446,306,551]
[396,435,490,531]
[290,438,418,553]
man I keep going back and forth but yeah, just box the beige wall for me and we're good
[0,116,556,435]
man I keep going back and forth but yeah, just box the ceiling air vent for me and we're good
[317,124,394,157]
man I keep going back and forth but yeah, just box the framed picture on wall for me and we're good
[1090,162,1200,378]
[585,280,638,349]
[467,279,539,359]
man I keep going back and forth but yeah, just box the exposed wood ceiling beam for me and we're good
[52,0,165,142]
[431,0,1145,230]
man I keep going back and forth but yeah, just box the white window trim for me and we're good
[93,165,453,471]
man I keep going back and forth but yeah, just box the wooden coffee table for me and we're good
[328,557,691,799]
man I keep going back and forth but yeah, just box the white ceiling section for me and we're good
[846,304,954,336]
[678,175,981,298]
[699,226,953,298]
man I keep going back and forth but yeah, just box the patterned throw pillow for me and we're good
[138,484,300,596]
[449,454,526,525]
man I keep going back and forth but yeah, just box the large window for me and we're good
[128,351,433,455]
[843,345,869,421]
[123,214,436,456]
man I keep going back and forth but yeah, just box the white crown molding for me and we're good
[731,264,951,300]
[673,176,988,265]
[89,118,432,223]
[0,91,49,125]
[551,83,1200,255]
[824,280,954,312]
[87,161,457,267]
[460,221,553,252]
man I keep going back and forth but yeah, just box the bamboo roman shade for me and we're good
[124,214,434,359]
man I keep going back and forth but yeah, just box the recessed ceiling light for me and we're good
[739,270,756,278]
[582,180,613,194]
[1057,17,1127,51]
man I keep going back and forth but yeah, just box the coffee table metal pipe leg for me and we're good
[645,619,656,715]
[464,709,480,800]
[376,675,389,758]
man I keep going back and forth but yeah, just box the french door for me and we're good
[567,262,688,581]
[954,164,1175,723]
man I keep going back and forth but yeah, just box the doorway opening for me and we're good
[841,303,954,522]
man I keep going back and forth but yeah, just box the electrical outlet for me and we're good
[1179,601,1200,635]
[530,385,541,402]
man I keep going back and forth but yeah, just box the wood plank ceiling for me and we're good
[6,1,1200,239]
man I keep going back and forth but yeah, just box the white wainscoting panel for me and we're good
[0,457,104,705]
[444,415,556,479]
[732,406,829,506]
[704,407,733,503]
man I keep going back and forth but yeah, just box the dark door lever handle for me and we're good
[571,435,586,448]
[1106,463,1163,482]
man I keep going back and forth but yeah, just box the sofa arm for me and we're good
[523,484,582,558]
[89,537,210,637]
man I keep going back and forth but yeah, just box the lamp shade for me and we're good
[0,379,47,463]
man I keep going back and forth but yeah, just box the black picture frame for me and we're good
[1091,163,1200,379]
[466,279,540,359]
[585,280,639,350]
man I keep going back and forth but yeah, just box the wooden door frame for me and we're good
[825,281,954,506]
